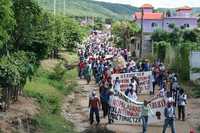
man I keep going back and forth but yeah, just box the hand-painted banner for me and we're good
[111,71,153,94]
[109,91,166,124]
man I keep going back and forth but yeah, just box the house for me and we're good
[132,4,198,56]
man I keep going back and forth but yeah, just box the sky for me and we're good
[95,0,200,8]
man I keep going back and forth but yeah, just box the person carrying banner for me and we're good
[89,91,101,125]
[141,100,152,133]
[162,98,176,133]
[125,84,133,96]
[127,88,138,101]
[113,77,120,92]
[131,76,138,94]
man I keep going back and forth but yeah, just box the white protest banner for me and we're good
[111,71,153,94]
[109,91,166,124]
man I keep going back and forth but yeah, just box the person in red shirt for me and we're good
[89,91,101,125]
[79,61,85,79]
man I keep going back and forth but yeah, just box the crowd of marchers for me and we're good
[78,31,187,133]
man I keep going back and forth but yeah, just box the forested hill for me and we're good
[38,0,200,20]
[38,0,138,20]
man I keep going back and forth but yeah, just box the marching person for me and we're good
[127,88,137,101]
[141,100,152,133]
[89,91,101,125]
[125,84,133,96]
[162,98,176,133]
[85,61,93,84]
[113,77,120,92]
[108,88,114,124]
[100,83,109,118]
[178,89,187,121]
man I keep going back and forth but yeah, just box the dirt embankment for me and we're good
[0,96,40,133]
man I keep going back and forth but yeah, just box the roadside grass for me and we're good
[24,53,78,133]
[59,51,79,65]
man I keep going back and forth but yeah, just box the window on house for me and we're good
[151,22,158,27]
[184,24,190,28]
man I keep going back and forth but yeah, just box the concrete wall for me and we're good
[190,51,200,80]
[136,20,163,33]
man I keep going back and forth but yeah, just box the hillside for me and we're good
[38,0,138,20]
[38,0,200,20]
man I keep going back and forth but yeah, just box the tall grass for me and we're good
[24,61,78,133]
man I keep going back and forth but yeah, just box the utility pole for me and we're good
[64,0,66,15]
[54,0,56,16]
[139,8,144,58]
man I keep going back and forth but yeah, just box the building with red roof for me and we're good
[133,4,198,33]
[132,4,198,56]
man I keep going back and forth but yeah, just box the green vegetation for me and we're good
[112,21,139,48]
[38,0,138,20]
[25,58,78,132]
[152,27,200,81]
[0,0,84,131]
[0,0,86,111]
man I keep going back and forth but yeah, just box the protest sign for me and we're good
[111,71,153,94]
[109,91,166,124]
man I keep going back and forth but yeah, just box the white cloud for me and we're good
[95,0,200,8]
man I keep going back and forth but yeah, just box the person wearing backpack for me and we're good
[178,89,187,121]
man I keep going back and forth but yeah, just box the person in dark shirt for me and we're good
[89,91,101,125]
[162,98,176,133]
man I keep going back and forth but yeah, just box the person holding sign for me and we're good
[113,77,120,92]
[141,100,152,133]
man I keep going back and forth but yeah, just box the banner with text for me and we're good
[111,71,153,94]
[109,91,166,124]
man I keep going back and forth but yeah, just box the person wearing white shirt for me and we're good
[127,89,137,101]
[178,89,187,121]
[114,77,120,92]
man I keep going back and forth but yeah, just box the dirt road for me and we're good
[62,79,199,133]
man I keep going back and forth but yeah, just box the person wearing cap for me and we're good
[89,91,101,125]
[162,98,176,133]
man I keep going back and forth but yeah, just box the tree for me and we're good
[151,29,169,42]
[153,41,170,62]
[12,0,42,58]
[0,0,15,54]
[112,21,139,48]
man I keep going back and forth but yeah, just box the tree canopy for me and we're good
[112,21,139,48]
[0,0,87,110]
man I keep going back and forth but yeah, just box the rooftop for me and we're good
[140,4,153,9]
[134,12,163,20]
[176,6,192,11]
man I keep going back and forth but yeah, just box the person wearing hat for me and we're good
[162,98,176,133]
[89,91,101,125]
